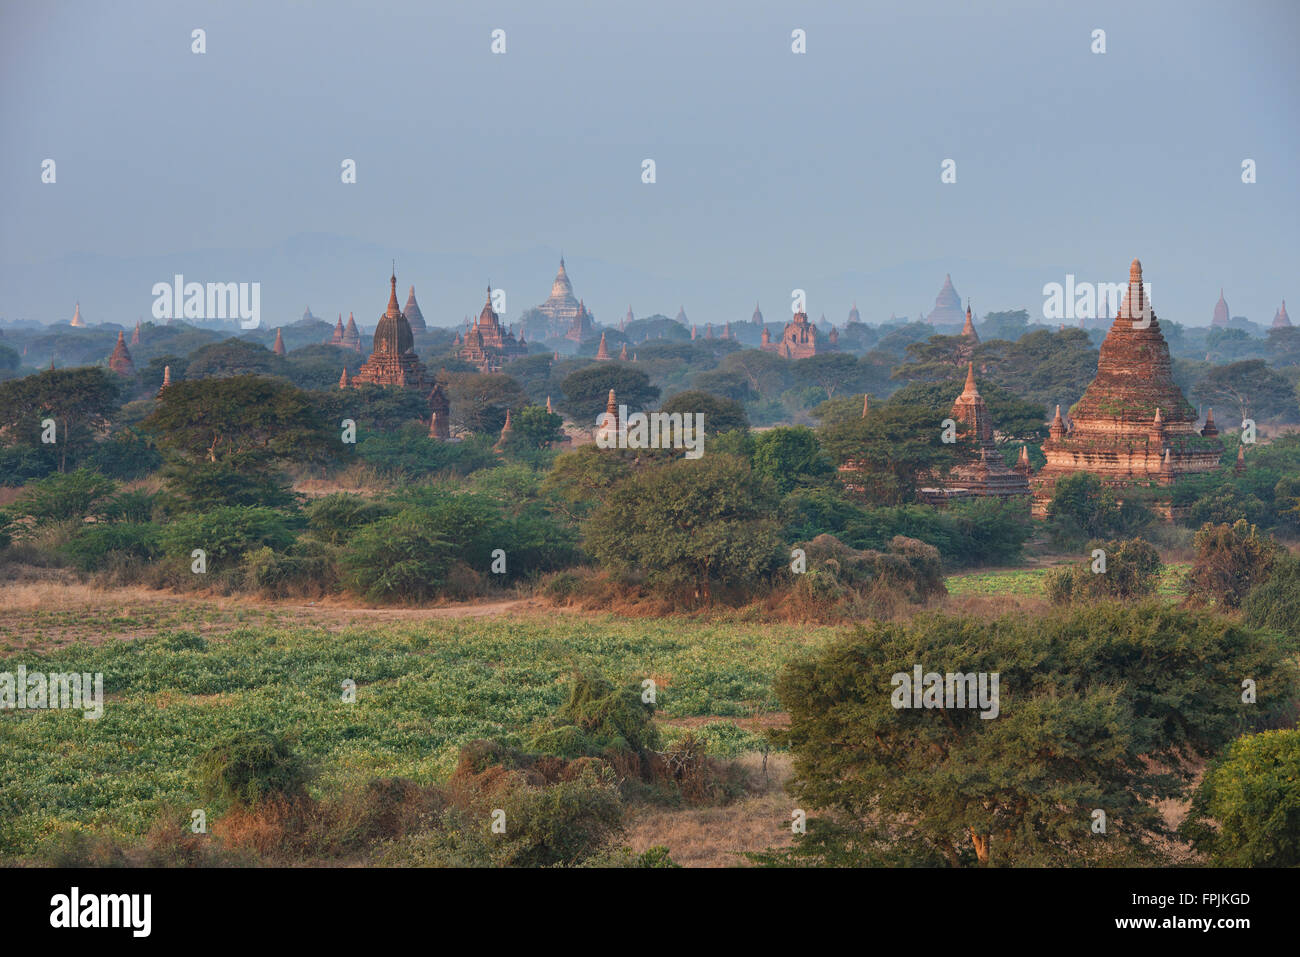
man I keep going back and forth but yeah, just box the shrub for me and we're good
[196,731,311,808]
[1242,553,1300,632]
[242,541,335,598]
[13,468,118,524]
[528,672,660,761]
[1186,520,1283,609]
[1181,729,1300,867]
[1045,472,1154,547]
[1045,538,1162,604]
[339,507,456,602]
[303,493,391,545]
[59,522,162,572]
[158,506,295,571]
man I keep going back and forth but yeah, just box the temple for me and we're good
[459,286,527,372]
[70,302,86,327]
[1212,289,1230,327]
[107,330,135,376]
[342,313,361,351]
[351,270,430,389]
[1032,259,1222,515]
[762,310,818,359]
[1274,300,1292,329]
[537,258,583,336]
[923,364,1030,501]
[272,328,286,355]
[923,274,965,326]
[565,299,595,343]
[403,286,427,335]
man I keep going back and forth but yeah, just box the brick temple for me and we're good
[458,286,527,373]
[761,310,818,359]
[1032,259,1222,515]
[351,270,430,390]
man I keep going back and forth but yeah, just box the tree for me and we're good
[583,455,782,602]
[659,390,748,436]
[559,365,659,424]
[818,403,965,505]
[0,367,122,472]
[1044,472,1153,547]
[1186,520,1283,609]
[1181,729,1300,867]
[977,309,1031,342]
[793,353,865,400]
[751,426,830,494]
[184,339,287,379]
[508,405,565,450]
[143,375,332,466]
[543,446,634,521]
[1045,537,1162,604]
[442,372,528,435]
[1193,359,1300,423]
[887,378,1047,439]
[12,469,119,525]
[770,605,1297,867]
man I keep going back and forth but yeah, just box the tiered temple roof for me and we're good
[1213,289,1230,327]
[351,270,429,390]
[1033,259,1221,512]
[934,364,1030,499]
[762,310,818,359]
[70,302,86,327]
[342,313,361,351]
[925,274,965,326]
[1274,300,1292,329]
[459,286,527,372]
[108,330,135,376]
[403,286,427,335]
[537,258,582,335]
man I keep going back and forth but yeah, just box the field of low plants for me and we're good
[944,561,1192,600]
[0,608,836,855]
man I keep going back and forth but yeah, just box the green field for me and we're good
[0,614,839,852]
[944,562,1191,599]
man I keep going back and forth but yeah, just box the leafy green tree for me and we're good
[1243,553,1300,632]
[0,366,122,472]
[508,405,565,450]
[1181,729,1300,867]
[144,375,332,466]
[184,338,287,379]
[818,403,965,505]
[771,605,1297,867]
[340,508,456,602]
[659,390,748,436]
[793,353,867,400]
[1193,360,1300,423]
[12,469,119,525]
[751,426,830,494]
[559,365,660,424]
[584,455,782,601]
[1045,472,1153,547]
[442,372,528,435]
[159,506,295,569]
[543,446,634,521]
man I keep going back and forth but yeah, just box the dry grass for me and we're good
[623,754,797,867]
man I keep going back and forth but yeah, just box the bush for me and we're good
[303,493,391,545]
[1242,553,1300,632]
[158,506,295,572]
[196,731,311,808]
[528,672,660,762]
[787,533,946,617]
[242,541,335,598]
[13,468,118,525]
[1045,538,1162,605]
[339,507,456,602]
[1186,520,1283,609]
[1045,472,1154,547]
[59,522,162,572]
[1181,729,1300,867]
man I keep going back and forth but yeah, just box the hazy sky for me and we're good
[2,0,1297,328]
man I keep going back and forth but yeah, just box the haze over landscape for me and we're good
[2,0,1297,328]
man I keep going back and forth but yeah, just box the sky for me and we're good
[1,0,1297,330]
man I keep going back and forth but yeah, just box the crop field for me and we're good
[0,604,839,853]
[944,562,1192,600]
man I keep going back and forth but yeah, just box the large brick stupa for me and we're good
[1033,258,1221,514]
